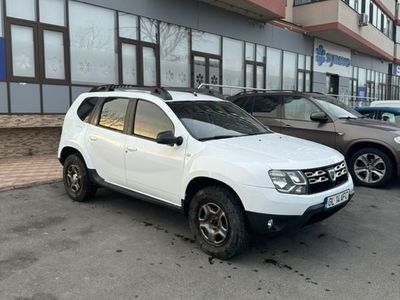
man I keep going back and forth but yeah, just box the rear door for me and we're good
[280,95,337,148]
[85,97,130,186]
[252,95,285,133]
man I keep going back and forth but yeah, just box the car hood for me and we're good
[205,133,344,170]
[339,118,400,131]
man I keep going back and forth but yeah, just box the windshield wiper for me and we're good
[198,135,242,141]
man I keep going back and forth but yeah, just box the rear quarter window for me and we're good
[233,96,254,113]
[77,97,99,123]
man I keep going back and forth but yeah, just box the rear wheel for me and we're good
[63,154,96,202]
[188,186,249,259]
[348,147,393,188]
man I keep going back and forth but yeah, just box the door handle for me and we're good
[283,124,292,127]
[89,135,98,141]
[126,146,138,153]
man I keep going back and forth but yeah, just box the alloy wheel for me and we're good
[198,202,229,246]
[66,164,82,193]
[353,153,386,184]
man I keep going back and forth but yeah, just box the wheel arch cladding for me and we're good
[59,147,85,165]
[346,141,398,172]
[183,177,245,216]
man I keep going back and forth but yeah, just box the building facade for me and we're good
[0,0,399,157]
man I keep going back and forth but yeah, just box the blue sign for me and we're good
[0,37,6,81]
[315,45,351,68]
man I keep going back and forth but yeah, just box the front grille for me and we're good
[303,161,348,194]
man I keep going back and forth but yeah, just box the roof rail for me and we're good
[89,85,173,100]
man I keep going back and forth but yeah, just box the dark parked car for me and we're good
[229,91,400,188]
[355,106,400,125]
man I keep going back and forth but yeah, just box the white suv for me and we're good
[58,85,354,259]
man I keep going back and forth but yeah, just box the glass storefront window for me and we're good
[140,17,158,44]
[305,56,311,71]
[0,0,3,37]
[143,46,157,86]
[282,51,297,90]
[119,13,138,40]
[69,1,117,84]
[121,43,137,85]
[256,45,265,63]
[160,23,190,87]
[6,0,36,21]
[266,47,282,90]
[305,73,311,92]
[192,30,221,55]
[11,25,35,77]
[245,42,255,61]
[246,64,253,88]
[298,54,305,70]
[43,30,65,80]
[222,37,244,94]
[358,68,367,89]
[40,0,65,26]
[256,66,264,89]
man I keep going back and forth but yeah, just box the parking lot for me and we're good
[0,182,399,300]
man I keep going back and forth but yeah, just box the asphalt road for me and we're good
[0,181,399,300]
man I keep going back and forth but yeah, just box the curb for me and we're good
[0,178,62,193]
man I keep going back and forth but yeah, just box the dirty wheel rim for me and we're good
[353,153,386,184]
[198,202,229,246]
[66,164,82,193]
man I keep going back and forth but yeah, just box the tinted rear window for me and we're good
[77,97,99,123]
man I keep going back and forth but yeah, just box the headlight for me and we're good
[268,170,308,194]
[395,136,400,144]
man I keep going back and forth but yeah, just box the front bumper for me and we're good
[246,192,353,234]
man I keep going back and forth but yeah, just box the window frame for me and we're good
[252,95,283,119]
[282,95,322,122]
[5,17,40,83]
[131,99,175,142]
[244,43,266,89]
[39,23,70,84]
[96,97,132,133]
[190,50,222,92]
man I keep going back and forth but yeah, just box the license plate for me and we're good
[325,190,350,209]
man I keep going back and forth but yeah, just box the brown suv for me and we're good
[229,91,400,188]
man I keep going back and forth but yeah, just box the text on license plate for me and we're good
[325,190,350,209]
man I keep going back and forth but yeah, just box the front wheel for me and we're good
[348,147,393,188]
[188,186,249,260]
[63,154,96,202]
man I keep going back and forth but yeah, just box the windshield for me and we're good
[312,95,362,119]
[167,101,270,141]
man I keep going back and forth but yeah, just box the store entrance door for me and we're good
[326,74,339,95]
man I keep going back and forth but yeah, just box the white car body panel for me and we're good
[59,90,354,218]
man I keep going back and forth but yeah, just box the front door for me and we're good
[124,100,186,205]
[192,52,221,90]
[280,96,337,149]
[326,74,339,95]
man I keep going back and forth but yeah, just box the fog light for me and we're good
[267,219,274,229]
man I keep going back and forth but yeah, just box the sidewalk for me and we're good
[0,155,62,192]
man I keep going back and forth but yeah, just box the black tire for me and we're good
[188,186,249,260]
[348,147,394,188]
[63,154,96,202]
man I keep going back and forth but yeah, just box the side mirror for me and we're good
[310,112,329,123]
[156,131,183,146]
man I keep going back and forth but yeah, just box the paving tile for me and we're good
[0,155,62,192]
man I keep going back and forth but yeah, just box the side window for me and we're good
[360,111,376,120]
[134,100,174,140]
[77,97,99,123]
[283,96,320,121]
[98,98,130,131]
[234,96,254,113]
[253,96,280,118]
